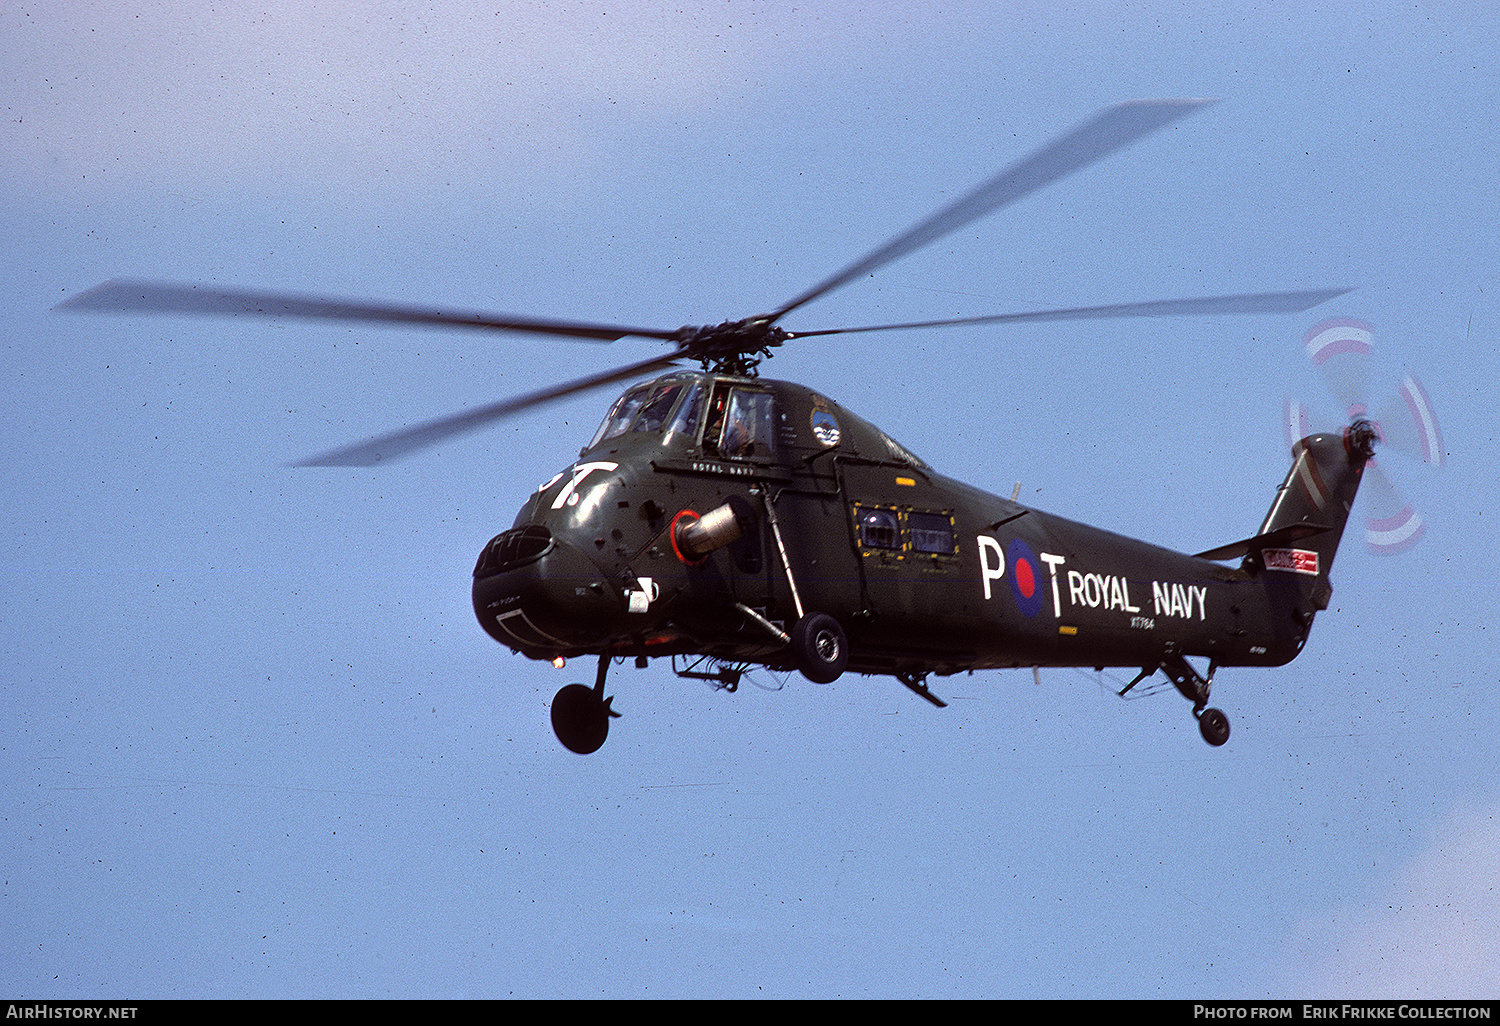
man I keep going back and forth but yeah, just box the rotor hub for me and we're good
[672,316,790,375]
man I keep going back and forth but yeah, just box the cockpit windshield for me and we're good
[586,374,704,451]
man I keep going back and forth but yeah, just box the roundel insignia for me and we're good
[1007,539,1044,617]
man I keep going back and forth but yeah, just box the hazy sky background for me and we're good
[4,0,1498,999]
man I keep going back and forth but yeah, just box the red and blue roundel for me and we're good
[1008,539,1044,617]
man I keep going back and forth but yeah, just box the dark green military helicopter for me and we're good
[62,99,1370,753]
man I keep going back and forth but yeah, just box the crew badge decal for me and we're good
[810,398,841,447]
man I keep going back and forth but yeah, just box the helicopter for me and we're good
[59,98,1373,754]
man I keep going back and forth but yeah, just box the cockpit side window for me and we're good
[714,388,776,460]
[662,378,704,445]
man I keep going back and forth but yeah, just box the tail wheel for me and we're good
[790,612,848,684]
[1197,707,1231,747]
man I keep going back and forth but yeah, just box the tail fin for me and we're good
[1247,421,1375,654]
[1196,422,1374,658]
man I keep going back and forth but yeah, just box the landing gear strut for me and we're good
[551,654,621,754]
[1147,654,1231,747]
[897,671,948,708]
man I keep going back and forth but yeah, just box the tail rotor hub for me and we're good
[1345,418,1379,460]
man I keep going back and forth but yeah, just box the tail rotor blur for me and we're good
[1285,318,1444,554]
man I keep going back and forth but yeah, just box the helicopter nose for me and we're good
[472,525,626,656]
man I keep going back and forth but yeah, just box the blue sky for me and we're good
[4,0,1498,999]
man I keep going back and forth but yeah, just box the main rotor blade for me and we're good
[787,288,1355,338]
[294,351,685,466]
[770,98,1215,322]
[57,278,681,343]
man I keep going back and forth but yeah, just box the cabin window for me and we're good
[909,510,958,556]
[856,507,902,550]
[851,504,957,559]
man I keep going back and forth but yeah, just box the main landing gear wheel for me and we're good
[790,612,848,684]
[551,684,614,754]
[1197,706,1231,747]
[551,656,622,754]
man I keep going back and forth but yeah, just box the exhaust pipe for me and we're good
[674,495,756,561]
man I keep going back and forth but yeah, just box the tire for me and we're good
[551,683,610,754]
[1198,707,1231,747]
[790,612,848,684]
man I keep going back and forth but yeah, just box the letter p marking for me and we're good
[978,535,1005,600]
